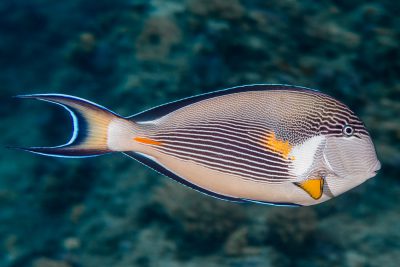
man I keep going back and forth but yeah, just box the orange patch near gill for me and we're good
[263,132,292,159]
[134,137,163,146]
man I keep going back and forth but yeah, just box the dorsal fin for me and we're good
[128,84,319,122]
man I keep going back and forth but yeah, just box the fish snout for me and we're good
[365,160,381,179]
[370,160,381,175]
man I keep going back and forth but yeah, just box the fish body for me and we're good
[15,85,381,206]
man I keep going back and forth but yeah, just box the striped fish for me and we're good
[14,84,381,206]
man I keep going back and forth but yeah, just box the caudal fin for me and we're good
[14,94,122,158]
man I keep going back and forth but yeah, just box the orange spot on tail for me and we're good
[263,132,292,159]
[134,137,163,146]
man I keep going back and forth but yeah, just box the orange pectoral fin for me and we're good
[134,137,163,146]
[295,178,324,200]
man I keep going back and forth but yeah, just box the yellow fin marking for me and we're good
[134,137,163,146]
[263,132,292,159]
[295,178,324,200]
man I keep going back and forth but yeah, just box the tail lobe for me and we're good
[15,94,121,158]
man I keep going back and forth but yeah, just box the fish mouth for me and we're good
[366,161,381,179]
[371,160,381,174]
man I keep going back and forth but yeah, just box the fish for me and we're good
[14,84,381,206]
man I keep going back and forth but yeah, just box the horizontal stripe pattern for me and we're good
[145,89,370,184]
[152,118,294,183]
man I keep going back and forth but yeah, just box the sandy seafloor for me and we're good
[0,1,399,266]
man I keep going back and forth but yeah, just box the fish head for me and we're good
[321,122,381,197]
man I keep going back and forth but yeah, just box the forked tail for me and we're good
[13,94,133,158]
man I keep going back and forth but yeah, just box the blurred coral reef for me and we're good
[0,0,399,266]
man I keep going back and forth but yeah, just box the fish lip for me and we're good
[371,160,381,173]
[367,161,381,179]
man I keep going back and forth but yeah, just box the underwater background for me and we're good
[1,0,399,266]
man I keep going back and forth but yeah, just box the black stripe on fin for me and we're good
[129,84,320,122]
[123,151,245,203]
[13,94,120,158]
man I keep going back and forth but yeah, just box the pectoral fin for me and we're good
[295,178,324,200]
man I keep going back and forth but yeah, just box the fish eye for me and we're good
[342,125,354,137]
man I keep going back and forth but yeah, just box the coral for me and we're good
[68,33,97,70]
[67,32,116,74]
[306,19,361,48]
[363,96,400,167]
[37,164,95,214]
[136,16,182,61]
[223,227,261,256]
[370,251,400,267]
[187,0,244,20]
[32,258,72,267]
[265,208,317,255]
[145,181,246,256]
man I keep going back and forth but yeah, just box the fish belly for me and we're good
[142,147,329,206]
